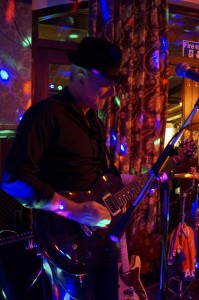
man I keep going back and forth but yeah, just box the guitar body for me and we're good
[34,174,130,275]
[118,255,148,300]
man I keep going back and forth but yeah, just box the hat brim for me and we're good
[68,52,124,84]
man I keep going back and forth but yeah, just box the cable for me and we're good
[13,18,31,48]
[0,27,23,46]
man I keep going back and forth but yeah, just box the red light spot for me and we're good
[6,0,15,23]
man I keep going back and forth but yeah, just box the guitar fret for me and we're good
[114,172,149,208]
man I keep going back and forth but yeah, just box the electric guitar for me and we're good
[34,140,196,275]
[118,232,148,300]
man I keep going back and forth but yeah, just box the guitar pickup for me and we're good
[102,193,121,216]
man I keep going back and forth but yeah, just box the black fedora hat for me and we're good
[68,36,122,82]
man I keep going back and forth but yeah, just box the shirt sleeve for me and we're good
[1,103,55,208]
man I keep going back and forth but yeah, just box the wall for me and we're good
[0,1,32,128]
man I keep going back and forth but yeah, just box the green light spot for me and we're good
[68,33,79,39]
[115,96,121,106]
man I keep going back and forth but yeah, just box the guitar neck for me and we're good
[120,232,130,273]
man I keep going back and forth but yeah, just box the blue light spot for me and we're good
[100,0,110,22]
[176,21,183,26]
[183,29,192,33]
[58,71,71,77]
[1,179,36,205]
[59,249,65,256]
[112,132,117,143]
[59,203,65,211]
[120,144,126,154]
[0,69,9,81]
[152,51,159,69]
[161,37,168,52]
[18,115,23,122]
[170,13,181,19]
[156,117,161,130]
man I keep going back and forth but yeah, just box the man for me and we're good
[2,36,131,300]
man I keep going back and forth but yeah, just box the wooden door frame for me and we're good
[32,2,88,103]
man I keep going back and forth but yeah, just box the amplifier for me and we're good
[0,187,32,233]
[0,231,43,300]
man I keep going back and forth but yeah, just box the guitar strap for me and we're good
[105,145,122,180]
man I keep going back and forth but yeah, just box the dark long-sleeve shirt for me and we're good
[2,87,110,207]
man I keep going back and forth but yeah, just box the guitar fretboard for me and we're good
[113,172,149,208]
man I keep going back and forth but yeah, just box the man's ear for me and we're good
[77,71,86,84]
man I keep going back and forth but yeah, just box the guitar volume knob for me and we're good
[72,243,78,250]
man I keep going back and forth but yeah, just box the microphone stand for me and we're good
[157,175,170,300]
[110,98,199,298]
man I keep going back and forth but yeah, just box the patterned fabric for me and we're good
[89,0,169,275]
[168,222,198,281]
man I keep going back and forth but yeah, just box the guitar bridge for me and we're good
[102,193,121,216]
[80,224,96,236]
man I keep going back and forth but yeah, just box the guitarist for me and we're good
[1,37,136,300]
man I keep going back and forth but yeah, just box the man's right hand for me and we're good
[42,191,111,227]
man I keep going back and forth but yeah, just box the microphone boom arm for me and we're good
[176,62,199,83]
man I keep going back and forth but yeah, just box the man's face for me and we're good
[82,70,116,110]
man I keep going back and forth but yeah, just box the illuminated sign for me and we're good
[183,40,199,59]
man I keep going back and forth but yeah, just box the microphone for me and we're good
[176,62,199,82]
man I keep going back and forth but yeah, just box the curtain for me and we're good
[89,0,169,277]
